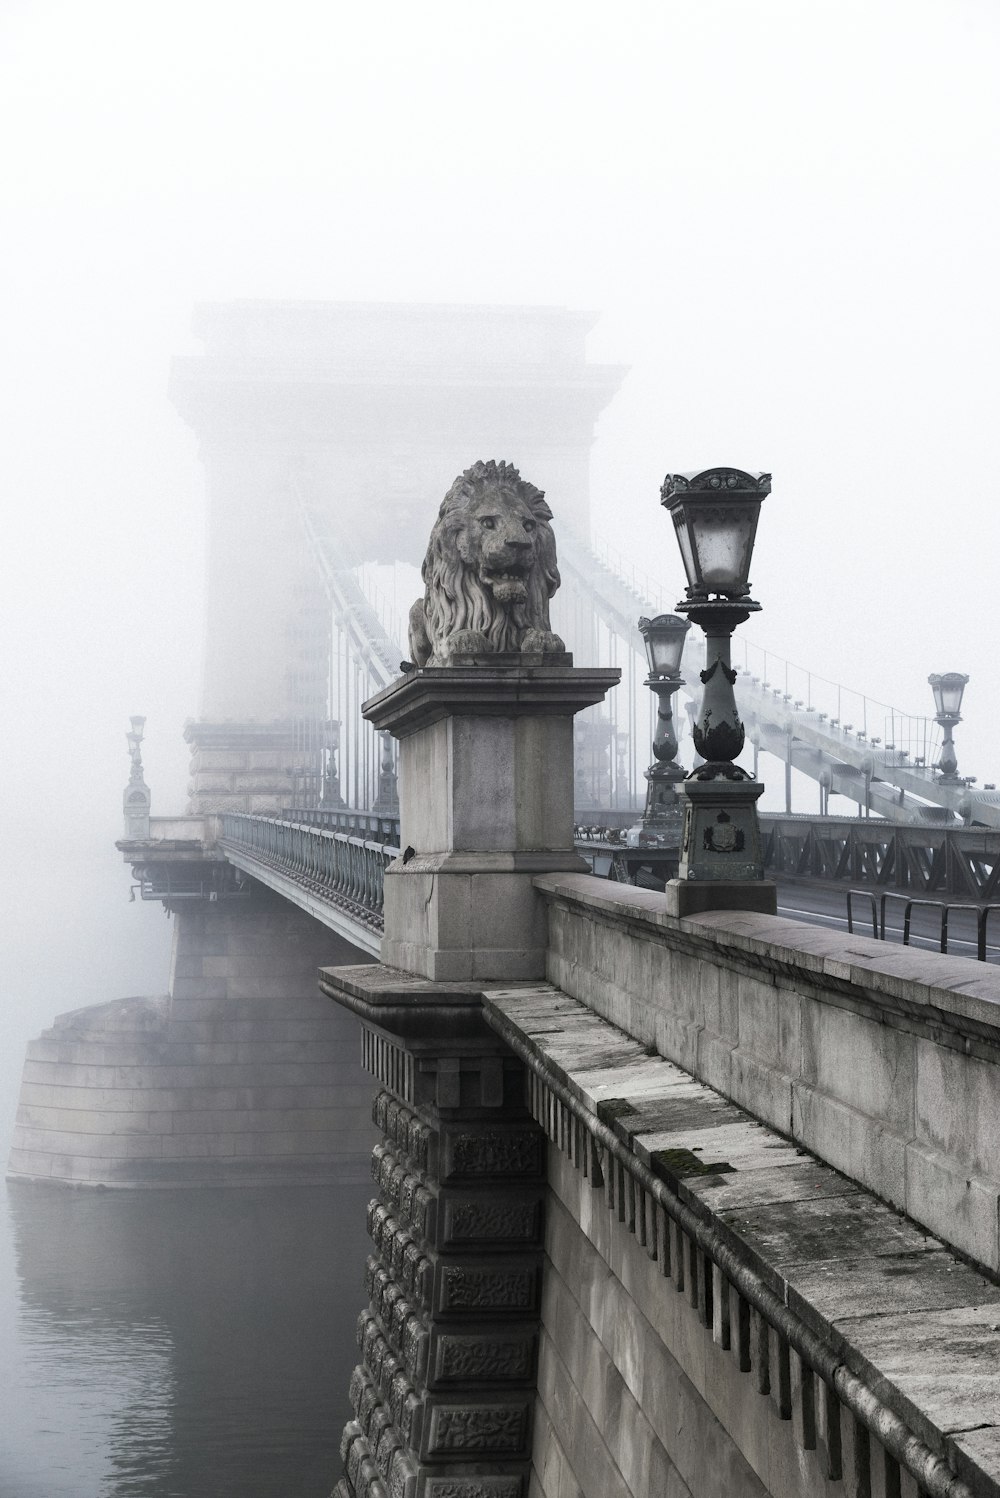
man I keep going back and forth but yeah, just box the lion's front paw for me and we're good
[520,629,566,655]
[439,629,491,661]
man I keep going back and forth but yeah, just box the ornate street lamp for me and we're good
[928,672,969,784]
[660,467,774,903]
[126,716,145,782]
[372,729,400,816]
[320,719,345,808]
[631,613,690,844]
[122,714,151,839]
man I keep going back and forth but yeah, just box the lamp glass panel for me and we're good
[645,624,687,676]
[939,678,965,715]
[130,715,146,736]
[688,501,758,595]
[672,510,699,591]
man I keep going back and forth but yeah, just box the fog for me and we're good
[1,0,999,1144]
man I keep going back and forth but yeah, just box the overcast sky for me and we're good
[1,0,998,1131]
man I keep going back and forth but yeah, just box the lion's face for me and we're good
[453,490,543,606]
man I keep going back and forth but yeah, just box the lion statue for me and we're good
[408,459,567,667]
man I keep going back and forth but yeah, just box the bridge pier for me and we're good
[8,892,376,1187]
[325,965,546,1498]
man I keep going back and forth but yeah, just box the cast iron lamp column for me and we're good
[633,613,690,844]
[659,467,776,913]
[122,714,151,839]
[928,672,969,784]
[372,729,399,815]
[320,719,345,809]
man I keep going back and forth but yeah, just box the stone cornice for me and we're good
[362,665,621,738]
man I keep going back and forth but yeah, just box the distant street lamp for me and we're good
[631,614,690,844]
[928,672,969,784]
[372,729,399,816]
[320,719,345,808]
[122,714,151,839]
[614,729,630,811]
[660,467,771,890]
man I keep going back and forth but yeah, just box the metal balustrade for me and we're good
[219,812,399,935]
[286,805,403,845]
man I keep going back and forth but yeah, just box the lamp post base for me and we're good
[677,773,767,880]
[665,877,777,917]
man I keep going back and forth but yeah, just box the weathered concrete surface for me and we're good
[484,983,1000,1498]
[8,895,376,1187]
[537,872,1000,1276]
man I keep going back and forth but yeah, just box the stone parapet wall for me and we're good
[484,984,1000,1498]
[536,873,1000,1276]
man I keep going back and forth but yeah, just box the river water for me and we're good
[0,1179,372,1498]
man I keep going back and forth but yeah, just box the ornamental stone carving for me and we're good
[407,459,566,666]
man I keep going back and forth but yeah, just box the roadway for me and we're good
[774,880,1000,967]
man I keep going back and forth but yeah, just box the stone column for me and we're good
[321,657,618,1498]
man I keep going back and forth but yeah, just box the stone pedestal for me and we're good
[123,776,151,839]
[363,662,620,982]
[321,964,545,1498]
[666,772,777,916]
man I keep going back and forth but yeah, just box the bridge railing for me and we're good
[219,813,399,934]
[286,806,403,845]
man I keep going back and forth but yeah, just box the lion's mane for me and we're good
[410,459,562,665]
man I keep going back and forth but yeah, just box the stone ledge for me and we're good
[362,664,622,737]
[534,872,1000,1045]
[483,982,1000,1498]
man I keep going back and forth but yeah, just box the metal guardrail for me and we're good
[220,813,399,935]
[846,887,1000,963]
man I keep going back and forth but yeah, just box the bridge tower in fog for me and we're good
[169,302,625,815]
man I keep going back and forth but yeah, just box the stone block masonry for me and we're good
[538,872,1000,1278]
[484,984,1000,1498]
[7,892,377,1187]
[321,962,549,1498]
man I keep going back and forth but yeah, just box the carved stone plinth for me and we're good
[362,662,620,982]
[321,964,544,1498]
[667,775,777,915]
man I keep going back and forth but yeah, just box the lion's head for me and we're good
[409,459,565,666]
